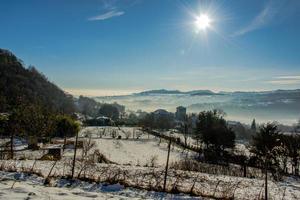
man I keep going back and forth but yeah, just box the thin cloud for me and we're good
[88,10,124,21]
[268,80,300,85]
[276,75,300,80]
[233,1,281,37]
[268,75,300,85]
[65,88,138,97]
[158,76,185,81]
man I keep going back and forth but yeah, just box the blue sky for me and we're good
[1,0,300,96]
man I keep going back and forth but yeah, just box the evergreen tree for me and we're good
[98,104,120,120]
[6,103,57,150]
[55,115,80,150]
[280,134,300,175]
[195,110,235,156]
[251,119,257,132]
[251,123,282,173]
[295,119,300,133]
[0,114,8,136]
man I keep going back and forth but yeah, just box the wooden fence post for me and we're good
[163,137,171,191]
[71,130,79,179]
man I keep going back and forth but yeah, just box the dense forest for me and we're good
[0,49,75,114]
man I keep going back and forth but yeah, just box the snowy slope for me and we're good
[0,171,200,200]
[0,160,299,200]
[78,127,190,166]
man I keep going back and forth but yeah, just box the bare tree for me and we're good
[111,129,117,139]
[96,127,103,138]
[82,133,95,158]
[124,131,131,139]
[148,155,158,167]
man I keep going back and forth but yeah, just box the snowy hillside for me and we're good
[79,127,187,166]
[0,171,199,200]
[0,160,299,200]
[1,126,300,199]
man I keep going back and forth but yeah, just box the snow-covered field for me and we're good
[0,171,200,200]
[2,126,248,167]
[0,160,299,200]
[1,127,188,166]
[156,129,252,157]
[78,127,189,166]
[1,126,300,199]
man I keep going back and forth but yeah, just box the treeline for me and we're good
[0,49,82,158]
[138,112,174,130]
[76,96,125,119]
[139,109,300,177]
[251,123,300,177]
[0,49,129,143]
[0,103,79,158]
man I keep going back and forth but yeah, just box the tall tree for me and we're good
[55,115,80,151]
[0,114,8,137]
[6,103,57,150]
[155,115,174,130]
[138,113,155,130]
[98,104,120,121]
[251,119,257,132]
[251,123,284,180]
[251,123,281,159]
[195,110,235,155]
[281,134,300,175]
[7,107,24,158]
[251,123,282,199]
[295,119,300,133]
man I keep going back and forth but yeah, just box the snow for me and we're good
[91,138,182,166]
[78,127,189,166]
[1,126,300,199]
[2,126,248,166]
[0,171,202,200]
[0,160,299,200]
[2,127,188,166]
[158,129,252,157]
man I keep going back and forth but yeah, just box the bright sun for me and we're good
[195,14,211,31]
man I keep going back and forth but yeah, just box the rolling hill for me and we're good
[0,49,75,114]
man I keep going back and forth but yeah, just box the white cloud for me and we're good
[268,80,300,85]
[268,75,300,85]
[276,75,300,80]
[88,10,124,21]
[64,88,138,97]
[233,1,281,36]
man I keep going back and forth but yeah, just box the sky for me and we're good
[1,0,300,96]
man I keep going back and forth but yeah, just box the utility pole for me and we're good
[71,130,79,179]
[163,137,171,192]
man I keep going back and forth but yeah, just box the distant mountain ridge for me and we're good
[134,89,222,96]
[133,89,300,96]
[135,89,182,95]
[95,88,300,125]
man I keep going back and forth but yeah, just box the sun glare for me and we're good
[195,14,211,31]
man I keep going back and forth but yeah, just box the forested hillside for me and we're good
[0,49,74,114]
